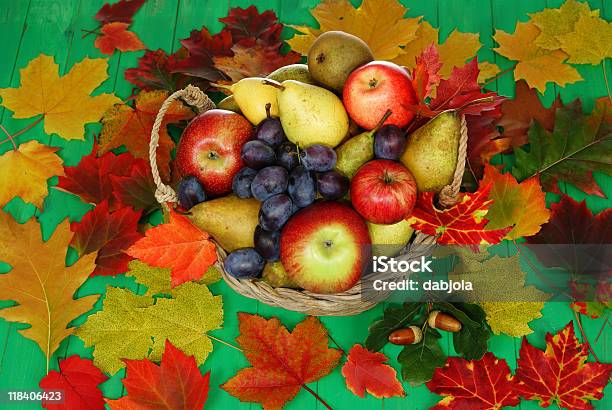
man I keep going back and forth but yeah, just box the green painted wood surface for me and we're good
[0,0,609,409]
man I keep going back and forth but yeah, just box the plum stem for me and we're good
[261,79,285,90]
[372,109,393,133]
[265,102,272,119]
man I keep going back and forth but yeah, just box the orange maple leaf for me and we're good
[341,344,404,399]
[95,22,145,55]
[126,209,217,287]
[222,313,342,409]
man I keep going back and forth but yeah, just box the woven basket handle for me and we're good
[438,114,468,208]
[149,85,216,205]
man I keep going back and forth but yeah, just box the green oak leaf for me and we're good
[365,303,423,352]
[397,327,446,386]
[434,302,490,360]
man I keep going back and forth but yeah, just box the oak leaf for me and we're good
[0,212,97,366]
[39,356,108,410]
[493,22,582,92]
[516,322,611,409]
[75,282,223,374]
[70,200,143,276]
[0,55,120,140]
[98,90,195,181]
[529,0,598,50]
[341,344,404,399]
[126,209,217,287]
[288,0,421,60]
[408,184,511,246]
[512,98,611,197]
[481,163,550,239]
[95,0,146,25]
[106,341,210,410]
[426,352,520,409]
[222,313,341,409]
[0,140,64,209]
[95,22,145,55]
[558,13,612,65]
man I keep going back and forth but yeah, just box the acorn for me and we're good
[388,326,423,345]
[427,310,462,332]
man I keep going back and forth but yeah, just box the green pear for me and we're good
[335,110,392,178]
[261,261,299,288]
[188,195,260,252]
[367,220,414,257]
[267,80,349,148]
[400,110,460,192]
[267,64,314,84]
[214,77,279,125]
[308,31,374,92]
[217,95,241,113]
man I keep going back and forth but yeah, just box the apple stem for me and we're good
[261,79,285,90]
[210,83,232,92]
[372,109,393,133]
[302,384,333,410]
[265,102,272,119]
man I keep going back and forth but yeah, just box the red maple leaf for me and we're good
[466,109,511,178]
[411,44,442,102]
[95,0,146,25]
[124,49,180,91]
[408,184,511,245]
[341,344,404,399]
[219,6,283,47]
[106,340,210,410]
[94,22,145,55]
[71,200,143,276]
[426,352,520,409]
[110,158,157,213]
[39,356,108,410]
[171,27,232,82]
[222,313,342,409]
[515,322,611,409]
[126,209,217,287]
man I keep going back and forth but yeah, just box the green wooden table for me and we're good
[0,0,609,409]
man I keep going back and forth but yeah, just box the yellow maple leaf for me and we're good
[477,61,501,84]
[0,212,97,371]
[0,55,120,140]
[558,13,612,65]
[392,21,482,78]
[288,0,421,60]
[494,22,582,92]
[0,140,64,208]
[529,0,599,50]
[482,301,545,337]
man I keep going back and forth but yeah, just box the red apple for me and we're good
[343,61,417,129]
[280,201,371,294]
[350,159,417,224]
[176,109,253,196]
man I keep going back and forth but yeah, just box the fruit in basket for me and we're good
[300,144,337,172]
[254,226,281,261]
[232,167,257,199]
[350,160,417,224]
[267,63,314,84]
[268,80,349,147]
[343,61,417,129]
[255,103,285,148]
[225,248,265,279]
[176,109,253,197]
[218,95,240,113]
[287,165,316,208]
[307,31,374,93]
[280,201,371,294]
[262,261,298,288]
[374,124,406,160]
[400,110,460,192]
[189,195,259,252]
[177,175,207,210]
[216,77,279,125]
[367,220,414,257]
[251,166,288,201]
[276,141,299,170]
[241,140,276,169]
[335,110,392,178]
[316,171,349,200]
[259,193,293,231]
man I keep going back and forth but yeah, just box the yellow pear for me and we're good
[267,80,349,148]
[188,195,259,252]
[215,77,279,125]
[367,220,414,257]
[217,95,241,113]
[400,111,461,192]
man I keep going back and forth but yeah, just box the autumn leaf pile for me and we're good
[0,0,610,409]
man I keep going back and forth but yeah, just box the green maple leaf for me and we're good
[512,99,612,197]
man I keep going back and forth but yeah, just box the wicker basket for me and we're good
[148,85,468,316]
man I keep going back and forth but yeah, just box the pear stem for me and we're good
[372,109,392,133]
[261,79,285,91]
[265,102,272,119]
[210,83,232,92]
